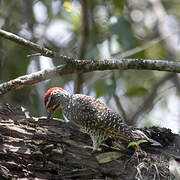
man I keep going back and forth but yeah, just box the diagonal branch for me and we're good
[0,29,55,58]
[113,37,163,58]
[1,28,180,69]
[1,28,180,96]
[0,65,66,95]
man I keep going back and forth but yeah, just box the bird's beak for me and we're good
[46,104,61,119]
[47,111,52,119]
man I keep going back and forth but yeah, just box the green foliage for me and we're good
[1,39,30,81]
[128,140,148,148]
[112,0,125,12]
[145,43,168,59]
[125,87,147,97]
[110,16,135,50]
[95,78,116,97]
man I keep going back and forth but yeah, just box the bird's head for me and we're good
[44,87,70,118]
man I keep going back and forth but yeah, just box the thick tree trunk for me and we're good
[0,104,178,179]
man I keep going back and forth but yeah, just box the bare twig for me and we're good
[113,37,162,58]
[111,73,128,122]
[113,30,180,59]
[113,94,128,122]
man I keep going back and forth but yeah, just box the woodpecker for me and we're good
[44,87,132,151]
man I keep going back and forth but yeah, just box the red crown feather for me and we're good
[44,87,64,105]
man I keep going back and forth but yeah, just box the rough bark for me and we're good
[0,104,179,179]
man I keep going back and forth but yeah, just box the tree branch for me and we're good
[1,28,180,95]
[0,65,66,95]
[0,59,180,95]
[0,29,55,58]
[0,28,180,68]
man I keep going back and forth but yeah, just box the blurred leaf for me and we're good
[64,1,72,12]
[1,40,29,81]
[95,81,104,97]
[104,79,116,96]
[86,46,99,59]
[137,139,148,145]
[128,141,137,148]
[145,42,167,59]
[110,16,135,50]
[96,152,121,164]
[95,79,116,98]
[112,0,125,12]
[63,0,80,13]
[128,140,148,148]
[125,87,147,97]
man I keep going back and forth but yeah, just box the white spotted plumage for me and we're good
[44,87,132,151]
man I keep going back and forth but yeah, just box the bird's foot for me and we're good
[83,145,102,152]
